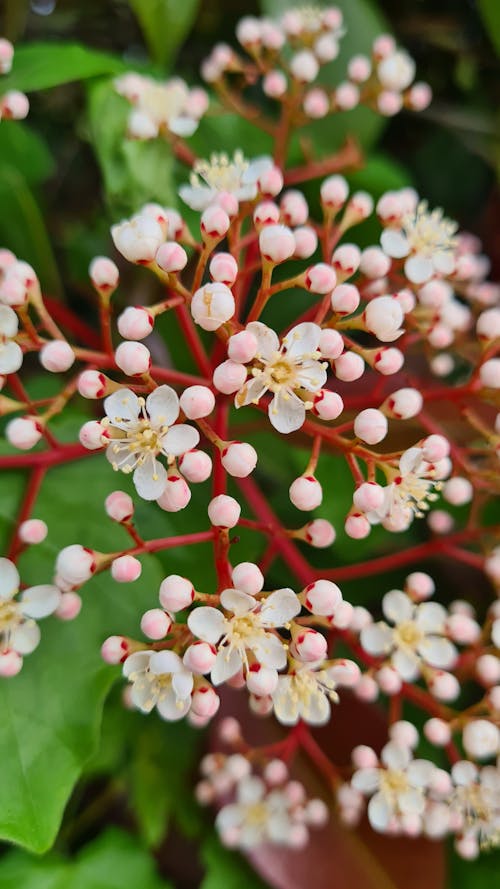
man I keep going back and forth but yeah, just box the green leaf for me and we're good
[0,827,172,889]
[201,835,269,889]
[129,0,201,69]
[1,42,125,93]
[478,0,500,56]
[0,167,63,296]
[0,121,54,184]
[448,847,500,888]
[87,79,175,216]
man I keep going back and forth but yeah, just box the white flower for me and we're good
[352,741,437,833]
[235,321,327,433]
[179,151,273,211]
[377,51,416,91]
[187,586,300,685]
[0,304,22,374]
[115,74,206,139]
[123,649,193,720]
[215,775,293,848]
[370,446,442,530]
[0,557,60,661]
[381,200,458,284]
[272,660,340,726]
[111,213,164,263]
[450,760,500,852]
[360,589,457,680]
[102,387,199,500]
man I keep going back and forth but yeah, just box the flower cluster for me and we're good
[115,73,208,140]
[0,38,29,121]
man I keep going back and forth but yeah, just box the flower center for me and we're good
[288,669,338,717]
[379,768,410,799]
[141,81,186,123]
[244,801,270,828]
[393,473,439,517]
[393,620,422,651]
[267,356,296,388]
[403,201,457,257]
[295,6,324,32]
[453,784,500,848]
[0,599,20,633]
[191,151,249,192]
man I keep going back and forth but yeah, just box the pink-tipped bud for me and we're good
[89,256,119,293]
[330,600,354,629]
[213,360,247,394]
[280,190,309,227]
[55,591,82,621]
[111,214,164,264]
[257,166,284,197]
[292,628,328,662]
[377,665,402,694]
[303,87,329,119]
[383,387,423,419]
[443,477,473,506]
[406,82,432,111]
[424,718,452,747]
[1,90,29,120]
[201,206,231,239]
[115,340,151,376]
[159,574,194,611]
[373,347,404,375]
[117,306,153,340]
[155,241,188,273]
[140,608,172,640]
[246,664,278,696]
[353,482,385,513]
[354,674,379,701]
[56,544,96,585]
[318,328,344,359]
[364,296,403,340]
[184,641,217,673]
[221,441,257,477]
[446,613,480,645]
[228,330,258,363]
[332,243,361,277]
[6,416,43,450]
[289,475,323,511]
[191,685,220,718]
[290,49,319,83]
[259,224,295,263]
[77,370,108,399]
[334,82,360,110]
[476,654,500,686]
[39,340,75,373]
[429,670,460,701]
[331,283,360,315]
[345,513,371,539]
[334,351,364,381]
[208,494,241,528]
[18,518,48,544]
[101,635,130,664]
[218,716,242,744]
[305,262,337,294]
[348,54,372,83]
[312,389,344,420]
[422,434,450,463]
[354,407,389,444]
[293,225,318,259]
[305,518,336,548]
[231,561,264,595]
[179,449,212,483]
[405,572,435,600]
[0,38,14,74]
[377,90,403,116]
[253,201,280,228]
[303,579,342,616]
[178,386,214,421]
[105,490,134,523]
[263,70,288,99]
[462,719,499,759]
[79,420,105,450]
[389,720,419,748]
[352,744,378,768]
[111,554,142,583]
[264,759,289,785]
[427,510,454,535]
[321,175,349,210]
[344,192,374,226]
[209,252,238,285]
[156,475,191,512]
[191,282,235,331]
[0,649,22,677]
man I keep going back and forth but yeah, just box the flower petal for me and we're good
[417,635,457,669]
[415,602,447,633]
[260,588,300,626]
[382,590,414,625]
[235,374,268,407]
[104,389,140,424]
[157,688,191,721]
[392,648,420,681]
[283,322,322,358]
[161,424,199,456]
[220,588,255,616]
[211,647,242,685]
[133,459,167,500]
[178,184,216,211]
[404,254,434,284]
[272,677,300,725]
[146,385,179,426]
[188,606,225,644]
[381,228,410,259]
[268,389,306,434]
[294,359,327,392]
[399,446,423,476]
[251,633,287,670]
[10,620,40,655]
[172,669,194,700]
[352,768,381,794]
[360,622,393,656]
[149,649,184,675]
[123,651,152,678]
[381,742,411,771]
[20,584,61,618]
[246,321,280,361]
[368,792,392,831]
[0,558,19,599]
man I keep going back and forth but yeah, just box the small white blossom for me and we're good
[115,73,207,139]
[215,775,296,848]
[381,199,457,284]
[450,760,500,855]
[179,151,274,211]
[123,649,193,720]
[272,659,340,726]
[0,557,60,668]
[370,446,442,530]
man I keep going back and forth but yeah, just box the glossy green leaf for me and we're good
[478,0,500,56]
[129,0,201,69]
[1,42,124,93]
[0,121,54,184]
[201,835,269,889]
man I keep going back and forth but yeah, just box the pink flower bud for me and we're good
[354,408,388,444]
[39,340,75,373]
[352,745,378,769]
[263,70,288,99]
[77,370,108,399]
[236,16,262,45]
[424,718,451,747]
[344,192,374,226]
[280,190,309,227]
[476,307,500,341]
[318,328,344,359]
[383,387,423,419]
[264,759,289,785]
[476,654,500,686]
[353,482,385,512]
[407,82,432,111]
[289,475,323,511]
[443,477,473,506]
[429,670,460,701]
[447,613,480,645]
[140,608,172,640]
[303,579,342,616]
[159,574,194,611]
[55,591,82,621]
[253,201,280,227]
[201,206,231,239]
[377,90,403,116]
[332,243,361,277]
[19,518,48,544]
[303,87,329,119]
[389,720,419,748]
[117,306,154,340]
[354,674,379,701]
[184,641,217,673]
[155,241,188,273]
[209,252,238,285]
[373,347,404,375]
[345,513,371,539]
[405,572,435,601]
[348,54,372,82]
[179,449,212,483]
[101,635,130,664]
[191,282,235,331]
[246,663,278,696]
[115,341,151,376]
[111,554,142,583]
[56,544,96,585]
[351,607,372,631]
[257,166,284,197]
[89,256,119,292]
[293,226,318,260]
[105,490,134,523]
[315,33,339,62]
[364,296,403,340]
[6,416,43,450]
[330,600,353,629]
[0,649,22,677]
[208,494,241,528]
[361,248,392,281]
[377,665,402,694]
[305,262,337,294]
[79,420,105,450]
[157,475,191,512]
[213,360,247,394]
[334,351,365,381]
[462,719,499,759]
[1,90,29,120]
[259,224,295,263]
[179,385,215,420]
[228,330,258,363]
[292,628,328,662]
[427,510,454,535]
[329,659,361,687]
[191,685,220,718]
[321,175,349,210]
[305,518,336,548]
[488,686,500,711]
[290,50,319,83]
[312,389,344,420]
[331,283,360,315]
[231,562,264,595]
[0,38,14,74]
[335,82,360,110]
[430,354,454,377]
[221,441,257,477]
[480,358,500,388]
